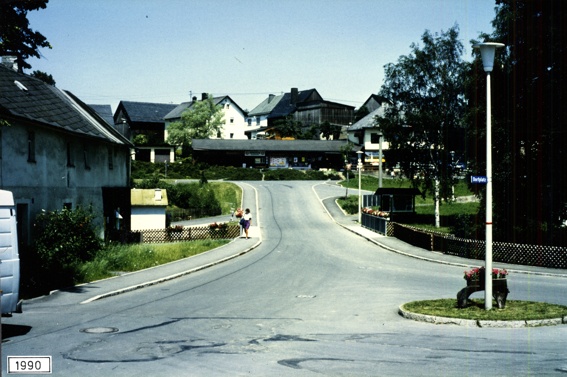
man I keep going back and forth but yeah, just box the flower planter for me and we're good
[458,267,510,309]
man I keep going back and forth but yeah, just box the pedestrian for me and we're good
[242,208,252,239]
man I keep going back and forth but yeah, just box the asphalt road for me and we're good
[2,181,567,376]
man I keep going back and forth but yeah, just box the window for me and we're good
[247,118,252,126]
[226,103,230,109]
[230,118,234,124]
[67,142,74,167]
[27,131,36,162]
[230,133,234,139]
[370,133,381,144]
[256,117,260,125]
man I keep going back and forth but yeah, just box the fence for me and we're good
[391,222,567,269]
[128,224,240,244]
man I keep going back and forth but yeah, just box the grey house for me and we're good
[0,63,134,247]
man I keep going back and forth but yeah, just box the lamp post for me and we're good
[356,150,363,223]
[474,42,504,310]
[378,132,383,188]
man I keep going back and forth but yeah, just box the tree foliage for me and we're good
[468,0,567,245]
[0,0,51,72]
[166,95,224,154]
[376,25,466,204]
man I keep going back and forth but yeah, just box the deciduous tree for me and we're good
[376,25,466,227]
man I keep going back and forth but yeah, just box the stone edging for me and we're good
[398,304,567,328]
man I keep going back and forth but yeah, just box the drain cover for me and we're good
[80,327,119,334]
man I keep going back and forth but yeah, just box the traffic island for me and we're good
[399,299,567,328]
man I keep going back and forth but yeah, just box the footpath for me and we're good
[27,182,567,325]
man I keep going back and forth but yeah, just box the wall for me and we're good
[131,206,166,231]
[0,120,131,242]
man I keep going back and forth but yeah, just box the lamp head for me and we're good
[473,42,505,72]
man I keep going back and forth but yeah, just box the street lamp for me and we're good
[356,150,364,223]
[474,42,504,310]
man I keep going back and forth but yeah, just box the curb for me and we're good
[80,240,261,304]
[398,304,567,328]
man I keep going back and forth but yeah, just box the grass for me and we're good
[76,239,229,284]
[208,181,242,214]
[402,299,567,321]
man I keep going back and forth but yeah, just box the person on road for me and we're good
[242,208,252,239]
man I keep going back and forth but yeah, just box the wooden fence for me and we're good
[128,225,241,244]
[391,222,567,269]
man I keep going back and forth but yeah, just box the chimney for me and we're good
[201,93,208,101]
[290,88,298,105]
[268,94,275,103]
[192,96,197,102]
[1,56,18,72]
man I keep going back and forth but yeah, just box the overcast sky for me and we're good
[26,0,496,112]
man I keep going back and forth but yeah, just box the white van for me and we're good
[0,190,21,315]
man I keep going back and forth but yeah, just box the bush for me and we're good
[32,206,102,290]
[263,168,341,181]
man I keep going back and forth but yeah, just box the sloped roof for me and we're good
[89,104,114,125]
[348,107,385,131]
[247,93,285,116]
[192,138,347,153]
[131,189,168,206]
[116,101,178,124]
[164,95,246,121]
[0,65,132,146]
[269,89,320,118]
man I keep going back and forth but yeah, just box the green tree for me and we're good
[31,70,55,85]
[166,95,224,155]
[0,0,51,73]
[468,0,567,245]
[376,25,466,227]
[272,116,302,139]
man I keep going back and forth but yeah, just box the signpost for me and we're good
[471,176,488,184]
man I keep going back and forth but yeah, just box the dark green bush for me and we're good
[263,168,340,181]
[32,206,102,290]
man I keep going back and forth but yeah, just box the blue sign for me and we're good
[471,176,488,184]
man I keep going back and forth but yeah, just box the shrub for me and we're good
[32,206,102,289]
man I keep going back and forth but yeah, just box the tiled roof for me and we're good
[117,101,178,123]
[192,138,347,153]
[164,95,246,121]
[0,65,131,145]
[247,93,285,116]
[88,104,114,125]
[348,107,385,131]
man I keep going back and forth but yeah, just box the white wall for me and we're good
[131,207,166,231]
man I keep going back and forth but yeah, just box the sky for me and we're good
[26,0,496,113]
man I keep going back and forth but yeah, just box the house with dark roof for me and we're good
[347,94,393,170]
[247,88,354,140]
[0,63,134,247]
[113,100,178,163]
[192,138,349,170]
[164,93,249,140]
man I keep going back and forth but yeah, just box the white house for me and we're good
[164,94,249,141]
[130,189,168,231]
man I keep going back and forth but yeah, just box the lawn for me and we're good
[402,299,567,322]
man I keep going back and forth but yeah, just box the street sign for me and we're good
[471,176,488,184]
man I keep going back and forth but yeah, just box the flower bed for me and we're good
[361,207,390,219]
[464,266,508,282]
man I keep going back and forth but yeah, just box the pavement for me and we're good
[26,182,567,327]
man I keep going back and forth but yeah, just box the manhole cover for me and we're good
[80,327,119,334]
